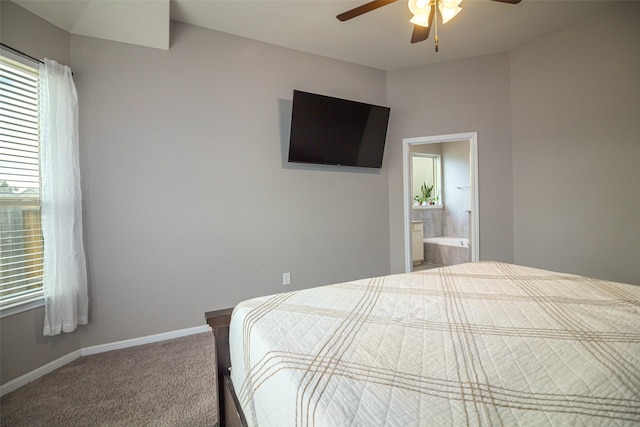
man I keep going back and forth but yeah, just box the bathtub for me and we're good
[423,237,469,248]
[422,237,470,267]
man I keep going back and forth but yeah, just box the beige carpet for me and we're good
[1,332,218,426]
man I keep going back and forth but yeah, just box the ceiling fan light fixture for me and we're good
[410,13,430,27]
[408,0,430,16]
[439,2,462,24]
[440,0,462,8]
[337,0,519,52]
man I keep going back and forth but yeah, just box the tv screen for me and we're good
[288,90,390,168]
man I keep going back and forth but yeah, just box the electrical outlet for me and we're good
[282,272,291,286]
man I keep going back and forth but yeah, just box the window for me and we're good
[412,153,441,206]
[0,54,44,313]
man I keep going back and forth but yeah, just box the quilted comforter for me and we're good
[229,262,640,426]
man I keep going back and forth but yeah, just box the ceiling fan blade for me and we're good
[490,0,522,3]
[337,0,398,22]
[411,25,431,44]
[410,5,435,44]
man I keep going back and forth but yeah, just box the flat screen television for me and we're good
[288,90,390,168]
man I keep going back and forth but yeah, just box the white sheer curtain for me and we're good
[39,58,88,336]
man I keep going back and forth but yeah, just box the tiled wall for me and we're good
[411,208,469,238]
[424,243,470,267]
[443,209,470,239]
[413,208,471,267]
[411,208,443,238]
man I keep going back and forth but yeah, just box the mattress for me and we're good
[229,262,640,426]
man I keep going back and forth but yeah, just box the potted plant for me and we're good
[420,183,433,206]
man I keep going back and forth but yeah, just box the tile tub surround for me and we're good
[424,237,469,247]
[411,208,443,238]
[424,241,470,267]
[411,208,470,239]
[411,208,472,266]
[443,209,470,239]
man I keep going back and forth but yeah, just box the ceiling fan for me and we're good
[337,0,521,52]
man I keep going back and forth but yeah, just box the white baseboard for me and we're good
[0,325,212,397]
[0,350,83,397]
[81,325,211,356]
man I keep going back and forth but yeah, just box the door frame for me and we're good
[403,132,479,273]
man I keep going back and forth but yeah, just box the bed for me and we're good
[205,261,640,426]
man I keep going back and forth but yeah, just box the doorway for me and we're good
[402,132,479,273]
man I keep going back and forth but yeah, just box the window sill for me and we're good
[0,297,45,318]
[412,204,443,210]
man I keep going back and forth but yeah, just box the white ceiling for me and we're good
[12,0,615,70]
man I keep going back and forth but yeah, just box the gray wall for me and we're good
[386,53,514,272]
[511,1,640,285]
[72,21,390,349]
[1,9,391,383]
[0,1,86,386]
[0,1,70,65]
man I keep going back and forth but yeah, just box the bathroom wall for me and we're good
[411,208,442,238]
[442,140,470,211]
[443,209,469,239]
[412,208,471,240]
[441,140,470,239]
[411,143,442,156]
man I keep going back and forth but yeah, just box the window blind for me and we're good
[0,55,44,310]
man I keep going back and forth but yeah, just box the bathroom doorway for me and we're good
[402,132,479,273]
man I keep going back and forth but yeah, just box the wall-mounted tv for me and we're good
[288,90,391,168]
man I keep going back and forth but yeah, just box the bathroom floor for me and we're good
[413,262,441,272]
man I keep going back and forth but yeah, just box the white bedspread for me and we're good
[229,262,640,426]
